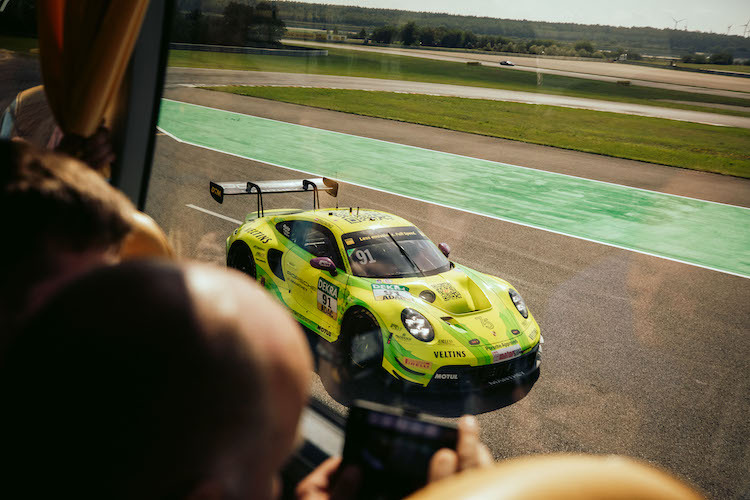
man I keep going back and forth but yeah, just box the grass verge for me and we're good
[205,86,750,178]
[170,48,750,117]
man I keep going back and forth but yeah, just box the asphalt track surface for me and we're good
[150,86,750,500]
[167,67,750,129]
[287,40,750,97]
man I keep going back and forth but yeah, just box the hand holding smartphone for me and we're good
[340,400,459,500]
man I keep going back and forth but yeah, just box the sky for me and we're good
[289,0,750,36]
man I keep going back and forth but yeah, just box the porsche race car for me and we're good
[210,178,542,390]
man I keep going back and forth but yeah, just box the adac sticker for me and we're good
[372,283,411,301]
[317,278,339,320]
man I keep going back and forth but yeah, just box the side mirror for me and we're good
[438,243,451,258]
[310,256,338,276]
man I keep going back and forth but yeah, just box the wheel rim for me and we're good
[350,329,381,368]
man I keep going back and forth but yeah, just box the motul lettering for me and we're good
[435,373,458,380]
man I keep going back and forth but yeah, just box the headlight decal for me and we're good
[400,308,435,342]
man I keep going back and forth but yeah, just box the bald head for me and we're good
[0,260,312,500]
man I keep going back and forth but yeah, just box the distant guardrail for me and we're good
[169,43,328,57]
[620,60,750,79]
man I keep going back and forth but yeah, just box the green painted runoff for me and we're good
[158,99,750,278]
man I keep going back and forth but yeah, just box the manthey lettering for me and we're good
[490,344,522,364]
[340,212,393,224]
[317,278,339,320]
[434,350,467,359]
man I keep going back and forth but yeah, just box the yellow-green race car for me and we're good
[210,177,542,391]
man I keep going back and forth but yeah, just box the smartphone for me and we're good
[341,400,459,500]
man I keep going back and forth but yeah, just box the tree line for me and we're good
[171,1,285,47]
[268,1,750,58]
[364,22,631,59]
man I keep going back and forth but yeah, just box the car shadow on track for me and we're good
[305,329,540,417]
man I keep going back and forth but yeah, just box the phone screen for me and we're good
[341,400,458,500]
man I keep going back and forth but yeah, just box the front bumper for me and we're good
[426,344,541,391]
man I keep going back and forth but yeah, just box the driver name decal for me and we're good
[317,278,339,320]
[372,283,411,301]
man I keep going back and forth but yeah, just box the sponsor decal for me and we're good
[477,317,494,330]
[389,323,402,331]
[403,357,431,370]
[484,340,518,351]
[281,223,291,237]
[317,278,339,320]
[437,339,455,345]
[387,332,393,344]
[241,227,272,244]
[210,184,223,198]
[434,282,462,301]
[468,339,480,346]
[341,212,393,224]
[288,272,314,293]
[372,283,411,301]
[490,344,522,364]
[488,372,523,385]
[344,238,354,245]
[318,326,333,337]
[434,350,467,359]
[434,373,458,380]
[527,326,538,340]
[511,329,521,335]
[375,278,394,284]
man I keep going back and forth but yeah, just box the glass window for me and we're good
[342,226,450,278]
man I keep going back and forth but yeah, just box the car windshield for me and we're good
[342,226,451,278]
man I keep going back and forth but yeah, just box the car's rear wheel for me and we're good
[227,242,256,279]
[337,308,384,382]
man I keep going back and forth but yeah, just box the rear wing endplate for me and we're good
[209,178,338,217]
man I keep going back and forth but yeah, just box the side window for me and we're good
[276,221,344,270]
[304,223,345,270]
[276,221,295,241]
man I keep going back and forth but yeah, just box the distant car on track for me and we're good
[499,60,515,66]
[210,177,542,390]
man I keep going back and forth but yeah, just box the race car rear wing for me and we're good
[209,177,339,217]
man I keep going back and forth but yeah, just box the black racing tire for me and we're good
[227,242,256,280]
[337,308,384,382]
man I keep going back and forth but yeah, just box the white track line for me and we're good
[160,134,749,280]
[186,203,242,224]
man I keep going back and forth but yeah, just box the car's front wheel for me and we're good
[337,308,384,382]
[227,242,256,279]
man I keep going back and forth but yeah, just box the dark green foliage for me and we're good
[172,1,285,46]
[682,53,708,64]
[708,52,734,65]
